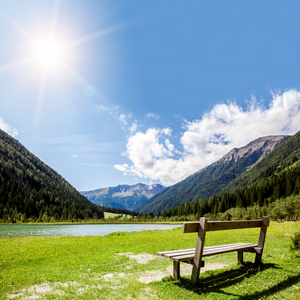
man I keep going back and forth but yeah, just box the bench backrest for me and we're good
[183,218,270,233]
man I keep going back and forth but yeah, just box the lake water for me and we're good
[0,223,182,238]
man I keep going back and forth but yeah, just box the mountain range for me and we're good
[1,125,298,222]
[137,135,289,214]
[81,183,165,211]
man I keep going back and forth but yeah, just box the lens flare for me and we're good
[32,36,67,70]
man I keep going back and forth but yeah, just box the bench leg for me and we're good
[173,261,180,280]
[238,251,244,265]
[255,216,268,265]
[255,253,262,265]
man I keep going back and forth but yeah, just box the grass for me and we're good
[104,212,122,218]
[104,212,132,219]
[0,221,300,299]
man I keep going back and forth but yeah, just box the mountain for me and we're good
[137,135,289,214]
[162,130,300,220]
[81,183,166,211]
[219,131,300,194]
[0,129,104,222]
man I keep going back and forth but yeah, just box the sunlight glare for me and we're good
[32,35,67,71]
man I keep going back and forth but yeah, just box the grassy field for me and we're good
[1,221,300,299]
[104,212,122,219]
[104,212,132,219]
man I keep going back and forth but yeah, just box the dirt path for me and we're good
[117,252,228,283]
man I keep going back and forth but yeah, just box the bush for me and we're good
[290,231,300,251]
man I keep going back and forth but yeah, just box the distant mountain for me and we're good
[137,135,289,214]
[0,129,104,222]
[81,183,166,211]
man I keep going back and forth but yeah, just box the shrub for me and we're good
[290,231,300,251]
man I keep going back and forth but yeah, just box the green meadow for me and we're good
[1,221,300,299]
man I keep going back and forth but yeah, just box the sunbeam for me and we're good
[69,20,135,48]
[0,0,131,141]
[0,58,32,73]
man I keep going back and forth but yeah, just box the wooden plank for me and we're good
[183,219,269,233]
[157,243,258,262]
[163,249,195,259]
[173,261,180,279]
[207,220,263,231]
[191,217,207,285]
[238,251,243,264]
[203,243,257,256]
[172,254,195,262]
[183,222,199,233]
[156,248,195,256]
[171,251,195,260]
[202,243,247,252]
[255,216,269,264]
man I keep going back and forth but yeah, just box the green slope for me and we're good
[220,130,300,194]
[138,136,288,214]
[160,130,300,220]
[0,129,104,222]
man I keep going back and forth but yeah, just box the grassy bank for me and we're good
[1,222,300,299]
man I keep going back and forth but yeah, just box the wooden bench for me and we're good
[157,216,269,285]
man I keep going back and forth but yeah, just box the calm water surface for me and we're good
[0,223,181,238]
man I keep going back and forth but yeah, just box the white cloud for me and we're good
[129,120,138,134]
[95,105,108,113]
[0,118,18,137]
[146,113,160,120]
[119,114,128,129]
[96,105,139,133]
[115,89,300,186]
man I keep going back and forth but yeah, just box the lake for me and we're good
[0,223,182,238]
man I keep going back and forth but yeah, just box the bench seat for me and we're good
[157,242,259,263]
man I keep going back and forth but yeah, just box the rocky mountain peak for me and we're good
[218,135,289,165]
[81,183,166,211]
[137,134,290,214]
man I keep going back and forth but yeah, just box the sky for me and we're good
[1,0,300,192]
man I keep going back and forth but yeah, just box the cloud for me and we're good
[129,120,138,134]
[95,105,109,113]
[115,89,300,186]
[96,105,139,133]
[146,113,160,120]
[119,114,128,128]
[0,118,18,137]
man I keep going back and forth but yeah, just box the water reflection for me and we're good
[0,223,181,238]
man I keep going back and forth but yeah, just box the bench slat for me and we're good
[157,243,254,256]
[156,248,195,256]
[161,250,195,260]
[157,243,258,262]
[203,243,258,256]
[183,220,266,233]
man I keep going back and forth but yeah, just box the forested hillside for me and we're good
[159,130,300,221]
[219,130,300,194]
[138,135,288,214]
[0,129,104,222]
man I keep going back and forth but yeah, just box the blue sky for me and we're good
[1,0,300,191]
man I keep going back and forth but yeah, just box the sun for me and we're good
[0,6,128,87]
[31,35,68,71]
